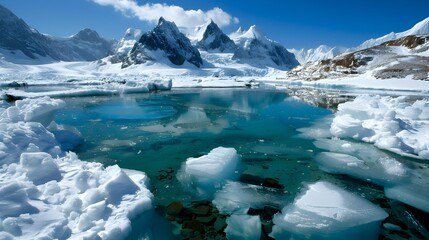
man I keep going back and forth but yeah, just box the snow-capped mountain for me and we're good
[109,28,143,63]
[196,20,237,52]
[289,45,349,64]
[287,35,429,81]
[357,17,429,50]
[230,26,299,70]
[123,17,203,68]
[0,4,113,62]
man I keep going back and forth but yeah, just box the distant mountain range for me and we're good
[0,3,428,77]
[0,4,114,62]
[0,4,298,70]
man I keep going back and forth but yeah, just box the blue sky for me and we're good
[1,0,429,49]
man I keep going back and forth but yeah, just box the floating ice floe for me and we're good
[213,181,287,215]
[225,215,261,240]
[330,95,429,160]
[177,147,242,198]
[0,97,154,239]
[271,181,388,240]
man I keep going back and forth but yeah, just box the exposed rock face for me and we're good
[196,20,237,52]
[287,35,429,81]
[0,4,113,61]
[230,26,299,70]
[123,17,203,68]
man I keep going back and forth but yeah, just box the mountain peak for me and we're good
[123,17,202,68]
[72,28,103,42]
[196,20,237,52]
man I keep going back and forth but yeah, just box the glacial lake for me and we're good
[54,88,428,239]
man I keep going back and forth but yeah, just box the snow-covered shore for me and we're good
[0,97,154,239]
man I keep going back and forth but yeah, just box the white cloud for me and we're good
[91,0,239,29]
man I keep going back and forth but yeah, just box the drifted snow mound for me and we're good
[225,215,261,240]
[0,97,154,239]
[271,181,388,240]
[331,95,429,160]
[177,147,242,198]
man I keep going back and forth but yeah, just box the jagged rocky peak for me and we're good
[109,28,143,63]
[230,25,299,70]
[123,17,203,68]
[196,20,237,52]
[71,28,104,42]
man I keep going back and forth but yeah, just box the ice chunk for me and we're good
[385,183,429,213]
[315,152,408,186]
[177,147,242,197]
[48,122,83,151]
[0,183,39,218]
[225,215,261,240]
[271,181,388,240]
[330,95,429,160]
[213,181,287,215]
[20,152,62,185]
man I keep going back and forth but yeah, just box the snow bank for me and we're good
[331,95,429,160]
[177,147,242,197]
[0,97,154,239]
[225,215,261,240]
[271,181,388,240]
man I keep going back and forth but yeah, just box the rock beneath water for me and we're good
[183,220,204,233]
[225,215,261,240]
[214,217,227,232]
[271,181,388,240]
[166,201,184,216]
[191,205,212,216]
[383,223,402,231]
[262,178,284,189]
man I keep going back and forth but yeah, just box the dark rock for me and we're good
[166,201,184,216]
[261,222,275,240]
[247,208,263,216]
[191,205,212,216]
[261,206,281,220]
[196,215,216,225]
[181,228,195,239]
[262,178,285,189]
[183,220,204,233]
[214,217,227,232]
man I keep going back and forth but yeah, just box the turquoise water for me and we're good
[55,89,334,201]
[54,89,425,239]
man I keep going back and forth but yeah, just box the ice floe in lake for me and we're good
[225,215,261,240]
[301,95,429,213]
[0,97,154,239]
[177,147,242,198]
[330,95,429,160]
[271,181,388,240]
[213,181,287,215]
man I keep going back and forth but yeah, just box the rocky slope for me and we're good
[287,35,429,81]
